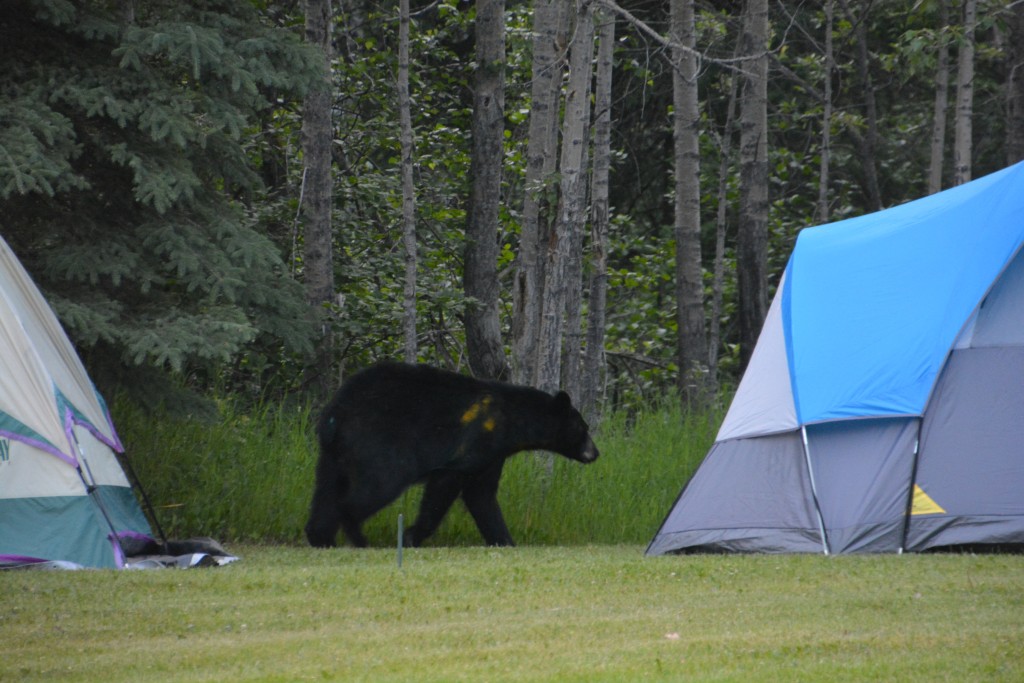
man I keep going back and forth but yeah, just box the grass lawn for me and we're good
[3,544,1022,682]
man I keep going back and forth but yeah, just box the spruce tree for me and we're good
[0,0,321,398]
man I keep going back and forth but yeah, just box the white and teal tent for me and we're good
[0,234,153,568]
[649,161,1024,555]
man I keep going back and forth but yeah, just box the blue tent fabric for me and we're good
[783,161,1024,424]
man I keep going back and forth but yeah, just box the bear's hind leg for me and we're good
[306,484,344,547]
[305,513,340,548]
[407,473,463,547]
[339,511,369,548]
[462,461,514,547]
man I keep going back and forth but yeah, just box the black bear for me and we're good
[305,362,599,548]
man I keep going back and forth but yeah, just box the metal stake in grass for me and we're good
[397,513,404,568]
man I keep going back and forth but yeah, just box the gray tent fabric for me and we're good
[905,347,1024,551]
[956,243,1024,348]
[808,419,917,554]
[715,272,798,442]
[648,163,1024,555]
[646,432,824,555]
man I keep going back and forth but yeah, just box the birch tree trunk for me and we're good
[817,0,834,222]
[398,0,417,363]
[512,0,570,386]
[671,0,707,405]
[928,0,950,195]
[302,0,335,394]
[562,208,585,401]
[953,0,976,186]
[1009,0,1024,164]
[464,0,509,380]
[736,0,769,372]
[580,10,615,421]
[536,1,595,395]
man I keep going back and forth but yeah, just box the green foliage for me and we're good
[5,0,1022,414]
[0,98,87,198]
[603,220,680,406]
[241,0,485,377]
[0,0,321,401]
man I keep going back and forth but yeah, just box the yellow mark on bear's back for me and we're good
[460,403,481,424]
[461,395,493,426]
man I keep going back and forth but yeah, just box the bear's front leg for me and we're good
[462,461,515,546]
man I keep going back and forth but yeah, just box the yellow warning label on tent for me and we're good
[911,485,946,516]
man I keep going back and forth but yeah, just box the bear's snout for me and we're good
[579,437,599,463]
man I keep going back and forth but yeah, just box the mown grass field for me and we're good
[3,545,1023,682]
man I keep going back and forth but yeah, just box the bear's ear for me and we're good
[552,390,572,412]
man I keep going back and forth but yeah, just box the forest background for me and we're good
[3,0,1024,421]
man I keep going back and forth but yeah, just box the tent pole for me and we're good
[801,426,831,555]
[76,452,127,567]
[898,419,924,554]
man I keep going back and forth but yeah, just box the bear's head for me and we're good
[552,391,599,464]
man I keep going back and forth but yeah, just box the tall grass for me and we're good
[114,398,317,544]
[114,395,722,547]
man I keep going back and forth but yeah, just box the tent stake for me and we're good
[397,513,404,568]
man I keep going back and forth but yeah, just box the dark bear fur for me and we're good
[305,362,599,548]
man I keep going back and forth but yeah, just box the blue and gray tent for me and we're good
[648,161,1024,555]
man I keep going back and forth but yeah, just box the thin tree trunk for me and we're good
[672,0,707,405]
[708,56,740,395]
[302,0,335,395]
[928,0,950,194]
[537,1,595,395]
[953,0,976,186]
[736,0,769,373]
[1009,0,1024,164]
[817,0,834,222]
[581,10,615,422]
[840,0,881,210]
[562,211,585,402]
[562,9,590,402]
[512,0,570,386]
[398,0,417,363]
[464,0,509,380]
